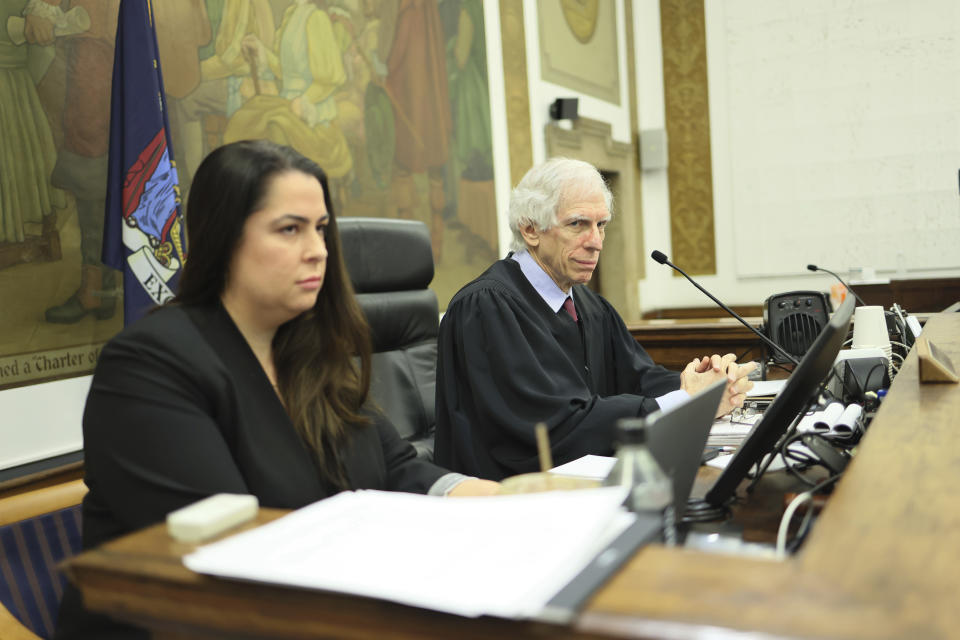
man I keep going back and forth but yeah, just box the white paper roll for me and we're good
[833,404,863,436]
[813,402,845,431]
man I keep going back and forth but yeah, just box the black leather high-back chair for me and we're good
[338,218,438,460]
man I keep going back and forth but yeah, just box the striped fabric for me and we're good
[0,505,82,638]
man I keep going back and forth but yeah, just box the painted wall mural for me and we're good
[0,0,497,390]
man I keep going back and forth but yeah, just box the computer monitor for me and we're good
[704,295,856,507]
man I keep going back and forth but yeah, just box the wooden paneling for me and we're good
[641,305,763,320]
[856,277,960,312]
[629,317,766,370]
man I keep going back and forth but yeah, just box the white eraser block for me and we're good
[166,493,259,543]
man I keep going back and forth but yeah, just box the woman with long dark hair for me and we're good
[55,140,496,639]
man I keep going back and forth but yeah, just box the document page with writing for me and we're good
[548,454,616,480]
[183,487,632,619]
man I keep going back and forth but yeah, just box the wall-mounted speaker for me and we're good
[639,128,668,171]
[763,291,832,362]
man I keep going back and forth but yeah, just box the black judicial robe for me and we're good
[434,258,681,481]
[55,303,446,639]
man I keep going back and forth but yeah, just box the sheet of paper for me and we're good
[184,487,631,620]
[549,454,616,480]
[747,379,788,397]
[705,451,787,471]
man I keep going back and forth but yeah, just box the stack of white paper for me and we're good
[705,379,787,448]
[708,414,761,447]
[183,487,632,619]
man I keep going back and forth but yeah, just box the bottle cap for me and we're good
[615,418,649,444]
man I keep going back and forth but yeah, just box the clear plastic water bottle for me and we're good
[603,418,676,545]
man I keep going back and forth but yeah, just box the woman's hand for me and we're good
[447,478,501,497]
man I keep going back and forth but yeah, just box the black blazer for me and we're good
[56,303,446,639]
[435,258,681,480]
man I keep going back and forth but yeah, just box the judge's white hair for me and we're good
[507,157,613,253]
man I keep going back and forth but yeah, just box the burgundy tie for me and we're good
[562,297,578,322]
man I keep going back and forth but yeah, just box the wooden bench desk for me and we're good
[64,314,960,639]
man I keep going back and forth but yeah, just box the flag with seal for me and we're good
[103,0,186,325]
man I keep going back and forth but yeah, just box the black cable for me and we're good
[743,396,814,495]
[888,310,909,352]
[821,364,859,404]
[744,370,836,494]
[780,431,821,487]
[862,361,888,391]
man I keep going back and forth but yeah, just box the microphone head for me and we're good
[807,264,819,272]
[651,250,668,265]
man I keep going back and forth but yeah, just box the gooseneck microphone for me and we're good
[651,250,801,366]
[806,264,865,306]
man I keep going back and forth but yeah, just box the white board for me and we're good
[716,0,960,277]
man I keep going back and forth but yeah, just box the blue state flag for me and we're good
[103,0,186,325]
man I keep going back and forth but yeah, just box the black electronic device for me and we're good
[650,250,800,365]
[549,98,579,121]
[763,291,832,363]
[807,264,866,306]
[842,356,890,400]
[704,295,855,507]
[800,433,850,475]
[890,303,921,350]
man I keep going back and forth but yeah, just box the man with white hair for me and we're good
[434,158,754,481]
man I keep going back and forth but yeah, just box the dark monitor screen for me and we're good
[704,295,856,507]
